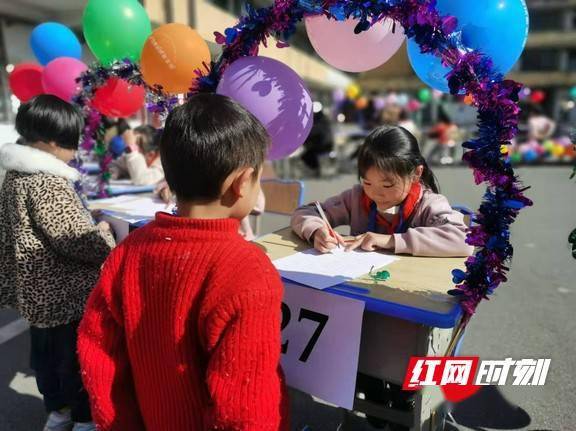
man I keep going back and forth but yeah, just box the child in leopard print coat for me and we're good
[0,96,115,431]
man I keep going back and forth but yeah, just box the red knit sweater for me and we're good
[78,212,288,430]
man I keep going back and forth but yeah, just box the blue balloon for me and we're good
[109,136,127,158]
[408,0,529,93]
[30,22,82,65]
[523,149,538,163]
[407,40,452,93]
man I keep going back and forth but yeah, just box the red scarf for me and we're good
[361,182,422,234]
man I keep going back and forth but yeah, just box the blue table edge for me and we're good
[282,277,462,329]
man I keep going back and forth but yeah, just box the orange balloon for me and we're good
[356,97,369,110]
[141,23,211,94]
[564,144,575,158]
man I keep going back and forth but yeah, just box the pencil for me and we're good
[314,201,341,248]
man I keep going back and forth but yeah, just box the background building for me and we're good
[358,0,576,126]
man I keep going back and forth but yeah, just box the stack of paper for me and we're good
[273,247,399,289]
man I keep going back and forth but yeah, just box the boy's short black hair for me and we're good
[160,93,269,202]
[15,95,83,150]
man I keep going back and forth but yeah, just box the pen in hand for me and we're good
[314,201,342,249]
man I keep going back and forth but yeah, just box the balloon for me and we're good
[570,87,576,100]
[542,140,555,153]
[83,0,151,65]
[417,88,432,103]
[92,78,145,118]
[141,24,211,94]
[519,87,531,100]
[396,94,409,107]
[109,136,127,158]
[30,22,81,65]
[407,41,453,93]
[523,149,538,163]
[346,83,361,100]
[385,93,398,105]
[373,97,386,111]
[463,94,474,106]
[407,99,422,112]
[510,152,522,164]
[530,90,546,104]
[42,57,87,102]
[564,143,576,159]
[333,88,345,103]
[552,144,565,158]
[9,63,44,102]
[217,56,313,161]
[305,16,405,72]
[408,0,529,92]
[356,97,369,110]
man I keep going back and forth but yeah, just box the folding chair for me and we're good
[251,179,305,237]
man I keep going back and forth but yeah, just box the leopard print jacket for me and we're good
[0,143,115,328]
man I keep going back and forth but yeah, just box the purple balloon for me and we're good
[216,56,313,160]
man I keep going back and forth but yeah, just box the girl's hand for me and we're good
[155,181,173,204]
[122,129,140,154]
[91,209,103,221]
[97,221,112,233]
[345,232,394,252]
[313,228,345,253]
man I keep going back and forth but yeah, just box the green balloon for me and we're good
[510,152,522,164]
[83,0,152,65]
[418,88,432,103]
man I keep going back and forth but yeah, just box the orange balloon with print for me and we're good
[140,23,211,94]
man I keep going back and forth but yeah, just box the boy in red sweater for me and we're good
[78,94,287,430]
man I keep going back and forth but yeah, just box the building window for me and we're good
[530,10,564,31]
[521,49,561,71]
[206,0,244,15]
[568,49,576,71]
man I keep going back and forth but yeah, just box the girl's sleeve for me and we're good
[125,152,164,186]
[291,188,354,241]
[393,194,474,257]
[29,176,115,265]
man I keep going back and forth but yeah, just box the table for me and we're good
[256,228,466,431]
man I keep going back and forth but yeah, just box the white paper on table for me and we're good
[273,247,399,289]
[90,195,174,218]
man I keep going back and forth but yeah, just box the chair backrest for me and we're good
[261,179,305,216]
[452,205,475,227]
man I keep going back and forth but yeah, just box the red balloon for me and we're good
[530,90,546,104]
[9,63,44,102]
[92,77,145,118]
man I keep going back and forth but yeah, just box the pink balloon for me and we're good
[305,16,405,72]
[42,57,87,101]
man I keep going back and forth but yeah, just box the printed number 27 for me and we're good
[281,303,329,363]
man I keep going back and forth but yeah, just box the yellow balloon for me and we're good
[552,144,565,158]
[346,83,361,100]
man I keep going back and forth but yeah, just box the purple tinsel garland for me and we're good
[194,0,532,324]
[72,60,178,197]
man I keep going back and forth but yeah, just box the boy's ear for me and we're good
[229,167,255,198]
